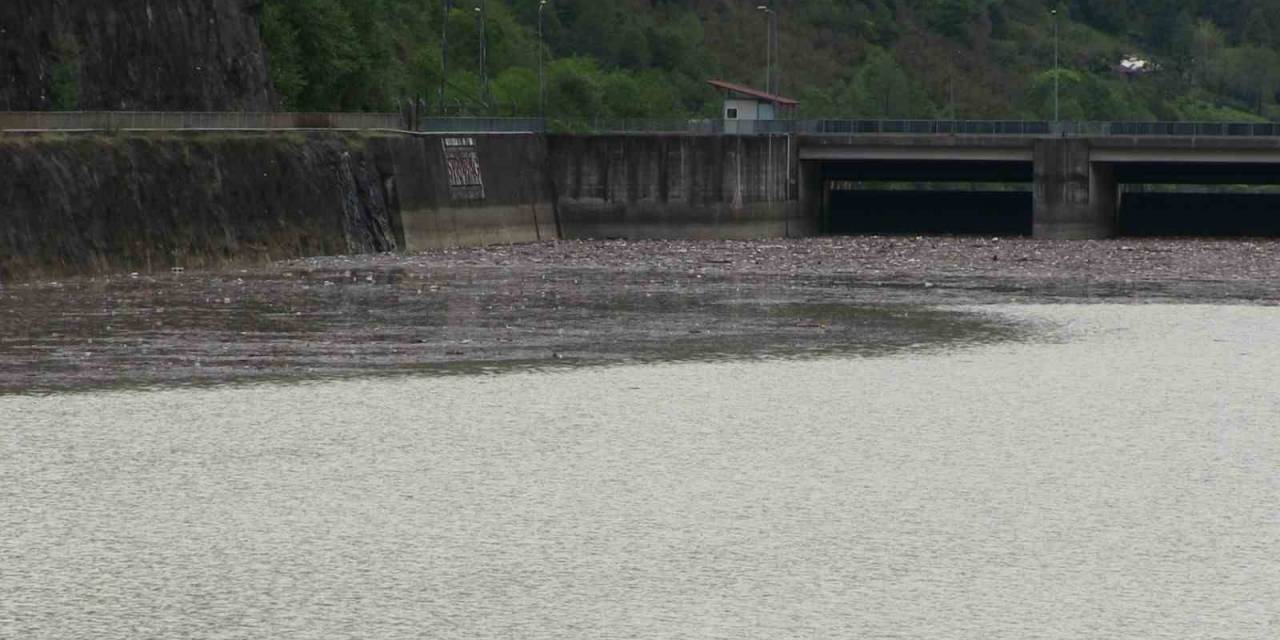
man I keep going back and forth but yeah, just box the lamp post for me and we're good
[756,4,779,201]
[756,5,775,95]
[440,0,449,114]
[475,2,488,110]
[949,49,960,121]
[1052,7,1060,122]
[949,74,956,121]
[538,0,547,119]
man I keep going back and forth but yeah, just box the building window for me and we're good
[726,108,738,119]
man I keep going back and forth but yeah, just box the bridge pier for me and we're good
[798,160,826,236]
[1033,139,1118,239]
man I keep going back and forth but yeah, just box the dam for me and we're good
[5,116,1280,277]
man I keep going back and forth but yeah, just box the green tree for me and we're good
[50,35,81,111]
[491,67,538,115]
[261,3,306,108]
[845,48,935,117]
[547,57,604,117]
[1216,46,1280,114]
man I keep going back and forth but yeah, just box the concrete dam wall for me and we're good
[387,134,557,251]
[1,132,803,280]
[549,135,806,240]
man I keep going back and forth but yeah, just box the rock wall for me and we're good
[0,0,275,111]
[549,135,808,240]
[0,132,396,279]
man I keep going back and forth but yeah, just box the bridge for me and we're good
[797,132,1280,239]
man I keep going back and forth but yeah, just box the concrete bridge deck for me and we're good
[796,133,1280,239]
[800,133,1280,162]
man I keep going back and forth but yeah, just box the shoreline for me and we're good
[2,236,1278,395]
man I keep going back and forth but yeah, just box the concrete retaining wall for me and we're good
[548,135,808,240]
[382,134,555,251]
[1,131,813,280]
[0,131,562,279]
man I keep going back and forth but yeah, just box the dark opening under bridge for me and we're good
[796,130,1280,239]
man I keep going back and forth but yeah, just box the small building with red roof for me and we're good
[707,79,799,122]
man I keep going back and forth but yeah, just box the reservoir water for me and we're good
[3,304,1278,639]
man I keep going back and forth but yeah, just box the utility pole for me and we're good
[756,5,779,201]
[1052,7,1060,122]
[950,49,960,121]
[772,6,781,96]
[475,1,488,111]
[756,5,774,94]
[440,0,449,114]
[539,0,548,119]
[949,75,956,120]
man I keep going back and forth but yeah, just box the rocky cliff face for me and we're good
[0,133,398,279]
[0,0,275,111]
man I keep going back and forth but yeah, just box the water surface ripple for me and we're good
[2,304,1277,639]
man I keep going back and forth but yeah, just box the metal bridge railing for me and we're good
[417,117,547,133]
[551,118,724,134]
[797,120,1053,135]
[5,112,1280,138]
[415,118,1280,137]
[1079,121,1280,137]
[416,118,749,135]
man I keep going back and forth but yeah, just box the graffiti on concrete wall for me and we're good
[442,137,486,201]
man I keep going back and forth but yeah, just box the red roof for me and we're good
[707,80,799,106]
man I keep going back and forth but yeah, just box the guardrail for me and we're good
[417,117,725,134]
[792,120,1280,137]
[415,118,1280,137]
[798,120,1053,135]
[5,112,1280,138]
[417,117,547,133]
[554,118,726,134]
[0,111,405,131]
[418,118,801,134]
[1079,121,1280,137]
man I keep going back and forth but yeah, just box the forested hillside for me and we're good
[259,0,1280,122]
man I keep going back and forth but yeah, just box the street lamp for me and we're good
[949,71,956,121]
[440,0,449,114]
[539,0,548,119]
[756,5,775,95]
[756,5,780,201]
[1052,7,1060,122]
[475,2,488,110]
[949,48,962,121]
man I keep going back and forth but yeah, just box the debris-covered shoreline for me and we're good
[291,235,1280,298]
[3,237,1278,394]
